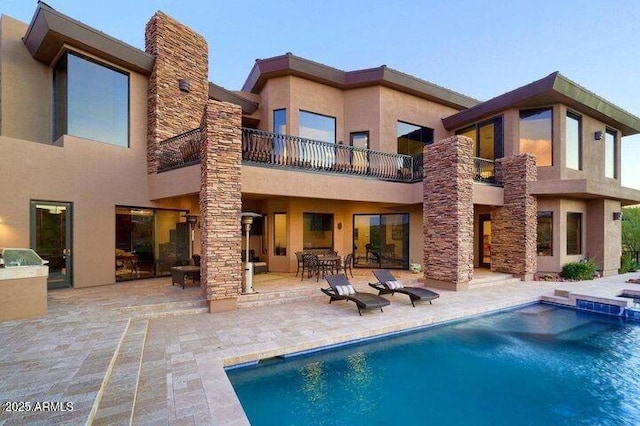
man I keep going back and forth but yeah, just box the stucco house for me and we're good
[2,3,640,312]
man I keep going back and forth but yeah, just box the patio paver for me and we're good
[1,272,640,425]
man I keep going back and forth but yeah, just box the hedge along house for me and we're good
[1,3,640,312]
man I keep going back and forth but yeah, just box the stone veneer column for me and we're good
[145,12,209,173]
[200,100,243,312]
[491,154,537,280]
[423,135,474,291]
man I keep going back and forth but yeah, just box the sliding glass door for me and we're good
[353,213,409,269]
[115,207,188,281]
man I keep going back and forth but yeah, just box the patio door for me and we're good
[353,213,409,269]
[31,201,73,289]
[479,215,491,268]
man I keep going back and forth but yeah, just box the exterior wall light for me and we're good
[178,78,190,93]
[594,131,604,141]
[613,212,623,221]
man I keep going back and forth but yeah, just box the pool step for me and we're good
[468,273,521,289]
[90,319,148,425]
[116,299,209,318]
[238,287,321,308]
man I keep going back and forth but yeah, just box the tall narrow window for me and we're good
[53,51,129,147]
[273,109,286,134]
[566,212,582,255]
[605,129,617,179]
[274,213,287,256]
[350,131,369,172]
[566,112,581,170]
[299,110,336,143]
[537,212,553,256]
[520,108,552,167]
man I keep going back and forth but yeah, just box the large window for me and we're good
[456,117,503,160]
[566,212,582,255]
[537,212,553,256]
[353,213,409,269]
[303,213,334,250]
[520,108,552,167]
[397,121,434,156]
[54,51,129,147]
[299,110,336,143]
[566,112,581,170]
[605,129,617,179]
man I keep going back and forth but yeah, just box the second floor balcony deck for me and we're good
[157,128,500,185]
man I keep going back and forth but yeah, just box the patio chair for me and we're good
[302,253,328,281]
[321,274,390,315]
[334,253,354,278]
[295,251,304,277]
[369,269,439,307]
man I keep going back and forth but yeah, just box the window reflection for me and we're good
[566,112,581,170]
[274,213,287,256]
[54,52,129,147]
[566,212,582,255]
[303,213,334,250]
[520,108,552,167]
[397,121,433,156]
[537,212,553,256]
[299,110,335,143]
[456,117,503,160]
[605,129,617,179]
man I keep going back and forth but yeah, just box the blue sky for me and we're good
[3,0,640,187]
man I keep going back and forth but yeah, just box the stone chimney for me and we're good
[145,11,209,173]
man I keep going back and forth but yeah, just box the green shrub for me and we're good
[561,259,598,281]
[620,253,638,274]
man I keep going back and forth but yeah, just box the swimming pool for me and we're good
[227,304,640,425]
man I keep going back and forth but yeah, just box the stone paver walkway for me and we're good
[1,272,640,425]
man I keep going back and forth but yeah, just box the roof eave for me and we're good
[443,72,640,136]
[242,53,478,110]
[23,2,154,75]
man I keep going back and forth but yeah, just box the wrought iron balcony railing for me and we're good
[157,128,201,172]
[241,128,421,182]
[473,157,499,184]
[156,127,500,185]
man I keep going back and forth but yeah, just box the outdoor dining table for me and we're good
[317,255,341,275]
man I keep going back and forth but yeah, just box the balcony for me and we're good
[156,128,499,185]
[241,128,422,182]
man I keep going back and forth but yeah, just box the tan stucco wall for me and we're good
[536,198,589,274]
[245,197,422,273]
[1,16,51,143]
[256,75,462,154]
[0,16,171,288]
[587,198,622,276]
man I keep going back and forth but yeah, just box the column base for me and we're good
[208,298,238,313]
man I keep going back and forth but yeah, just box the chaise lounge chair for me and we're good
[321,274,390,316]
[369,269,439,307]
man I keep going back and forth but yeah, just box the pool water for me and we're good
[227,304,640,425]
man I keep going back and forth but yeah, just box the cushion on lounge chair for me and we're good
[336,284,356,295]
[370,269,440,307]
[386,280,404,289]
